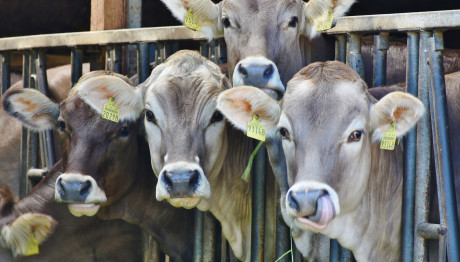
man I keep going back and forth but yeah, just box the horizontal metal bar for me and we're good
[0,26,210,51]
[417,223,447,240]
[328,10,460,34]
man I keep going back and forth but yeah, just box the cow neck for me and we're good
[333,143,403,261]
[97,137,195,261]
[206,125,253,261]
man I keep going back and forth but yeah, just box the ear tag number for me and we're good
[102,97,120,123]
[315,9,334,32]
[24,234,39,256]
[184,10,202,31]
[380,121,397,150]
[247,114,266,142]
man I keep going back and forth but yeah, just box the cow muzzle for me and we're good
[232,56,285,100]
[55,173,107,217]
[285,182,340,231]
[156,162,210,209]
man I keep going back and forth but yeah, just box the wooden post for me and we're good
[91,0,127,31]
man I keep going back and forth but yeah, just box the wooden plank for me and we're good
[91,0,127,31]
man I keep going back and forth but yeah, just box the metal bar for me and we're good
[417,223,447,240]
[275,186,289,261]
[335,35,347,63]
[372,32,389,87]
[401,31,419,262]
[1,51,11,95]
[347,34,365,80]
[203,212,216,261]
[428,32,460,262]
[19,52,30,198]
[200,42,209,58]
[413,30,433,262]
[154,42,163,65]
[137,42,150,83]
[35,50,56,168]
[193,209,203,262]
[71,48,83,87]
[327,10,460,34]
[251,142,266,261]
[106,45,123,74]
[0,26,208,51]
[330,239,340,262]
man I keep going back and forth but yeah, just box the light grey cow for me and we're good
[217,61,425,261]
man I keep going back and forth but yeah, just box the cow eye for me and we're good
[145,109,156,124]
[222,17,231,28]
[279,127,291,140]
[288,16,298,28]
[210,111,224,124]
[348,130,364,142]
[118,126,131,137]
[57,120,66,132]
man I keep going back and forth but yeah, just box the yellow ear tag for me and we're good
[247,114,266,142]
[24,234,39,256]
[184,10,202,31]
[315,9,334,32]
[102,97,119,123]
[380,121,397,150]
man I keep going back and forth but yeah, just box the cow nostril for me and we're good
[80,180,91,199]
[188,170,200,189]
[239,65,248,78]
[57,178,65,195]
[263,64,273,78]
[162,172,173,188]
[288,191,299,212]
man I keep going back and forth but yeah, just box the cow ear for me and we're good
[370,92,425,141]
[303,0,356,39]
[2,88,59,131]
[217,86,280,133]
[76,75,144,122]
[160,0,222,40]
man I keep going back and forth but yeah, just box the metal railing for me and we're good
[328,9,460,262]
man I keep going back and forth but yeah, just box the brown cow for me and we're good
[161,0,356,99]
[2,71,195,261]
[217,61,426,261]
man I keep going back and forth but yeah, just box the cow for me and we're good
[0,63,90,198]
[160,0,356,99]
[217,61,427,261]
[1,71,195,261]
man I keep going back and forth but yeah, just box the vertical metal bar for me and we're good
[203,212,216,261]
[88,46,104,71]
[251,142,266,261]
[217,39,227,65]
[193,209,204,262]
[275,187,289,260]
[347,34,365,80]
[330,239,340,262]
[401,31,419,262]
[1,51,11,95]
[71,48,83,87]
[35,50,56,169]
[335,35,347,63]
[163,43,173,60]
[373,32,389,87]
[126,0,142,77]
[19,52,30,198]
[137,42,150,83]
[428,32,460,262]
[413,30,433,262]
[28,51,39,175]
[200,42,210,58]
[113,45,123,74]
[155,42,164,65]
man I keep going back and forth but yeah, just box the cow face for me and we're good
[143,50,229,210]
[3,72,144,217]
[217,61,424,241]
[161,0,356,99]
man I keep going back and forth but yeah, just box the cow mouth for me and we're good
[67,203,101,217]
[168,197,201,209]
[261,88,282,100]
[295,194,335,231]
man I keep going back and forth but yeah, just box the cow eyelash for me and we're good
[288,16,298,28]
[222,17,231,28]
[210,111,224,124]
[144,109,157,125]
[279,127,291,140]
[348,130,364,142]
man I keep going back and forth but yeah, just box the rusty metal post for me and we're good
[413,30,433,262]
[137,42,150,83]
[1,51,10,95]
[347,33,364,80]
[71,48,83,87]
[203,212,216,261]
[373,32,389,87]
[106,45,123,73]
[251,142,266,261]
[335,35,347,63]
[19,52,30,198]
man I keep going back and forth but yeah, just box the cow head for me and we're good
[142,50,229,210]
[2,72,144,217]
[217,61,424,255]
[161,0,356,99]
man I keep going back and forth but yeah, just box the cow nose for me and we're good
[162,170,200,198]
[287,190,325,216]
[56,178,91,203]
[237,63,274,87]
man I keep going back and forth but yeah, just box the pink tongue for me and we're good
[317,195,335,226]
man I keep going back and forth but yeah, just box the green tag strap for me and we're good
[247,114,266,142]
[241,141,263,182]
[102,97,120,123]
[380,121,397,150]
